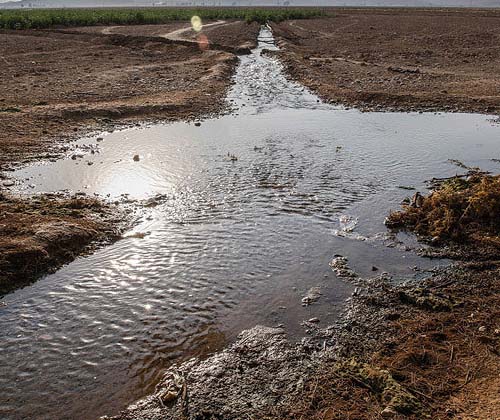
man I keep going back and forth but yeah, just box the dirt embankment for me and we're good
[109,174,499,420]
[270,9,500,114]
[0,192,126,296]
[0,20,260,295]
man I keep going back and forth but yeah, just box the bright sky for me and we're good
[1,0,499,5]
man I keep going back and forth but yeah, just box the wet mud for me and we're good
[110,254,500,420]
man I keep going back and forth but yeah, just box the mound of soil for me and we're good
[0,193,125,296]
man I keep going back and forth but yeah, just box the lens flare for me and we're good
[196,33,210,51]
[191,15,202,32]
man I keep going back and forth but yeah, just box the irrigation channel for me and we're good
[1,27,500,420]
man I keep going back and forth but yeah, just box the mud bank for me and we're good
[108,257,499,420]
[270,9,500,114]
[106,262,499,419]
[0,192,127,296]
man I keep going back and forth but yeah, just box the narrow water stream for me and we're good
[1,27,500,420]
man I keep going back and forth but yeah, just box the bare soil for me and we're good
[0,20,260,294]
[270,8,500,114]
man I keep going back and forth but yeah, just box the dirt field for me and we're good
[271,8,500,113]
[0,20,260,294]
[0,20,259,169]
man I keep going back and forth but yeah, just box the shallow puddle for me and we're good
[1,27,500,420]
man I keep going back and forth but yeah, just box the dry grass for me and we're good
[386,174,500,246]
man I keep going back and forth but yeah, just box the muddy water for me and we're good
[1,27,500,420]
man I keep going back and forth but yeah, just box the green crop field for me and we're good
[0,7,324,30]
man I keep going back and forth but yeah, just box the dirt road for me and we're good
[271,8,500,114]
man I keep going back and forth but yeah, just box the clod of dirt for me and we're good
[329,255,358,279]
[157,372,185,406]
[226,152,238,162]
[133,154,140,162]
[121,231,150,240]
[302,286,322,306]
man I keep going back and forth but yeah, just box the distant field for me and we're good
[0,7,324,29]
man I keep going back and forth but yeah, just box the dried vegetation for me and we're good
[386,174,500,247]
